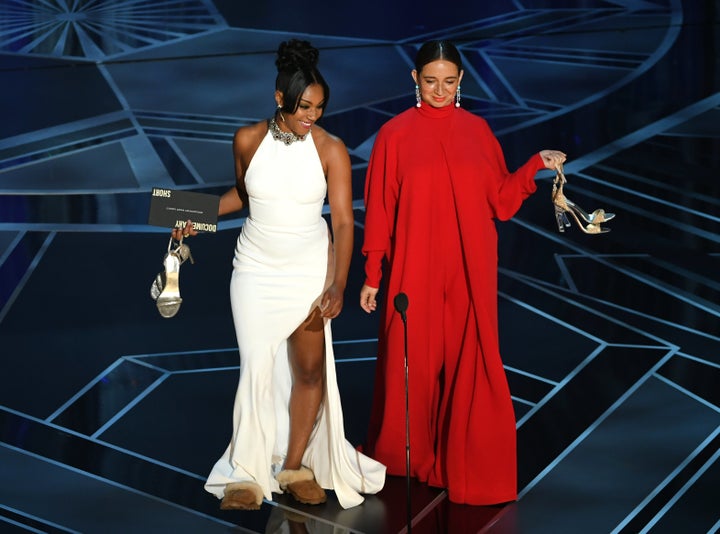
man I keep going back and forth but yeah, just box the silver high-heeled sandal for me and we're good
[552,167,613,234]
[150,236,194,318]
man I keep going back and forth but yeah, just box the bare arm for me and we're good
[219,186,243,216]
[320,132,354,318]
[173,125,261,239]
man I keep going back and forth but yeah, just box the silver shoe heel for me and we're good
[152,236,194,318]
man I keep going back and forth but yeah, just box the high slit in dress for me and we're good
[204,126,386,509]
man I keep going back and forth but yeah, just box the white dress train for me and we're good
[204,126,386,509]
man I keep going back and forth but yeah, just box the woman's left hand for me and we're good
[320,283,344,319]
[540,149,567,170]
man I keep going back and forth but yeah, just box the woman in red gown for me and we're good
[360,40,566,505]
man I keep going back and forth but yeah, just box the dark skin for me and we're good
[174,83,354,472]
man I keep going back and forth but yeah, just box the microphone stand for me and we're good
[394,292,411,534]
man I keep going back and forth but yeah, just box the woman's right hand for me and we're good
[171,219,197,241]
[360,284,379,313]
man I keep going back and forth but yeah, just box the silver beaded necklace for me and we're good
[269,116,307,145]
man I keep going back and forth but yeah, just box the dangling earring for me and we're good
[276,105,285,122]
[455,85,461,108]
[415,84,421,108]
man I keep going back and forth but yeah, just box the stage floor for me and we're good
[1,1,718,532]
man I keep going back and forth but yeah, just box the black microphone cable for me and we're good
[394,292,411,533]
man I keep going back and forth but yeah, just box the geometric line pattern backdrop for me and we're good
[1,0,718,532]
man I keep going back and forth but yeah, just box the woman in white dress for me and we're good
[174,39,385,510]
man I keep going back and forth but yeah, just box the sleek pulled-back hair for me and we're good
[275,39,330,114]
[414,40,463,73]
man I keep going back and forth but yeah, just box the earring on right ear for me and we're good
[415,84,421,108]
[455,85,461,108]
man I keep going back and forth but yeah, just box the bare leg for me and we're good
[284,306,325,470]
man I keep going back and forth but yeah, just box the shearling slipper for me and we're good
[220,481,264,510]
[276,466,327,505]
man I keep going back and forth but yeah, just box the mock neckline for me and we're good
[415,102,456,119]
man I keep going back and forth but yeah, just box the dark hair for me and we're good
[275,39,330,114]
[414,40,463,74]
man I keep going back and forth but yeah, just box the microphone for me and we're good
[394,291,411,533]
[394,292,409,323]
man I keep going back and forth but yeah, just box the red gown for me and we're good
[362,103,544,505]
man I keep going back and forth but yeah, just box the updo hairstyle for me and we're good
[275,39,330,114]
[414,40,463,74]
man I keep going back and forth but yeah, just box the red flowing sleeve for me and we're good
[485,125,545,221]
[362,126,399,288]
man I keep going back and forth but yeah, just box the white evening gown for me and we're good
[204,127,386,509]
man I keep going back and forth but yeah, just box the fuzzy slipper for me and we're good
[220,481,264,510]
[276,466,327,505]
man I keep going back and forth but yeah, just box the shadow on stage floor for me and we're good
[1,1,718,532]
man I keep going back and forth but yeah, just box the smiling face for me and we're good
[275,83,325,136]
[412,60,464,108]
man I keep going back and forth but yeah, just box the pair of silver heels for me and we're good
[552,167,615,234]
[150,236,194,318]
